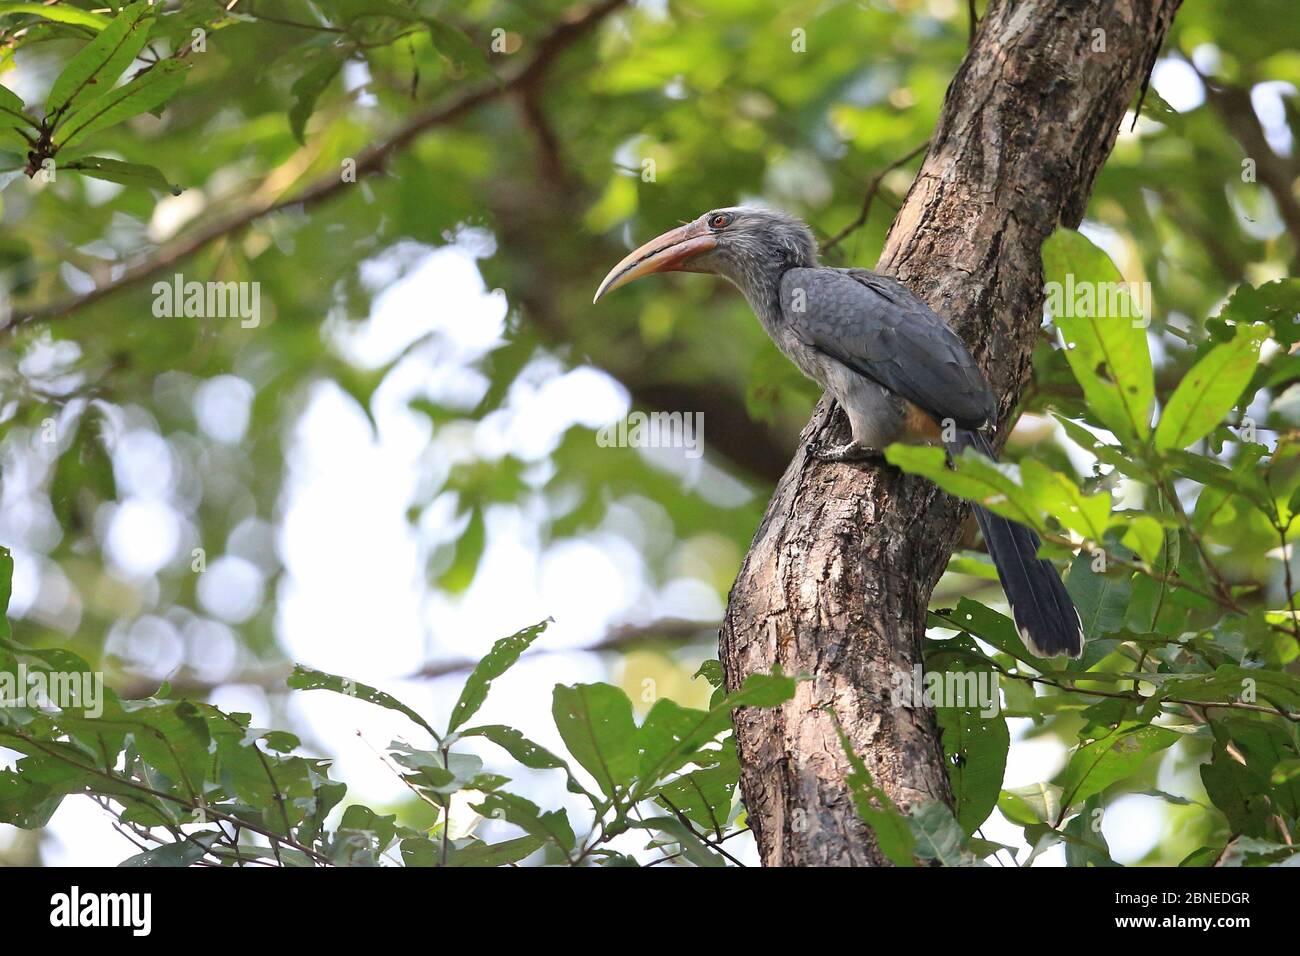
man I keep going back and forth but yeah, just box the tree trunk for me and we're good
[720,0,1182,866]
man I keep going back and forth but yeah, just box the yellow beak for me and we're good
[592,219,718,303]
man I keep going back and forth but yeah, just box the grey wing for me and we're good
[782,267,996,429]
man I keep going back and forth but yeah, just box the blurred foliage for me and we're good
[0,0,1299,865]
[2,612,798,865]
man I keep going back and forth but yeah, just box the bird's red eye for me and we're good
[709,213,732,229]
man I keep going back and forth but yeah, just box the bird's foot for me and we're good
[809,440,885,464]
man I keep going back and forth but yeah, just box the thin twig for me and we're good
[644,827,751,867]
[822,140,930,253]
[112,615,716,699]
[659,794,746,867]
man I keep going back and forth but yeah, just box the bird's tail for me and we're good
[944,430,1084,659]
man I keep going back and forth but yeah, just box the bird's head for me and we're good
[592,206,818,303]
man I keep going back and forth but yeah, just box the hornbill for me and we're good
[593,206,1083,658]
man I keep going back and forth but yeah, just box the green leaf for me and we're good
[1055,723,1181,810]
[200,716,306,833]
[654,746,738,833]
[425,19,491,78]
[129,702,212,795]
[1021,459,1113,542]
[628,816,724,867]
[830,712,916,866]
[447,619,549,733]
[297,774,346,846]
[0,2,110,30]
[446,834,543,867]
[333,804,397,864]
[458,724,571,774]
[714,669,799,708]
[288,55,344,144]
[46,1,153,117]
[635,670,798,792]
[998,783,1064,826]
[0,136,27,161]
[471,791,576,853]
[50,407,117,533]
[1159,666,1300,711]
[0,768,67,828]
[0,641,120,733]
[389,745,482,795]
[1201,753,1272,839]
[908,801,974,866]
[636,698,715,782]
[1219,718,1300,817]
[1216,279,1300,348]
[885,444,1042,530]
[1023,825,1065,865]
[399,836,439,866]
[693,659,724,688]
[0,545,12,638]
[340,1,490,79]
[436,505,485,593]
[1121,514,1166,564]
[1178,846,1222,867]
[933,598,1039,666]
[0,83,35,145]
[287,665,439,741]
[1054,413,1150,477]
[934,653,1009,835]
[1165,449,1273,517]
[1139,86,1186,130]
[54,59,188,150]
[66,156,181,194]
[946,555,1000,580]
[1271,758,1300,787]
[120,832,219,867]
[1154,323,1269,451]
[1219,837,1300,867]
[551,682,639,799]
[1063,796,1118,867]
[1043,229,1154,443]
[1065,549,1132,641]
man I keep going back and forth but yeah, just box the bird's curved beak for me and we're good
[592,219,717,303]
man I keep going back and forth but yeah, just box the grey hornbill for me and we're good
[593,206,1083,658]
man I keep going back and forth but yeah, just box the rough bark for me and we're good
[720,0,1182,866]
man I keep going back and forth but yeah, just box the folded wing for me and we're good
[783,267,996,430]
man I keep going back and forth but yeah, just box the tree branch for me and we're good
[1196,65,1300,267]
[821,140,930,254]
[720,0,1183,867]
[5,0,627,334]
[8,0,798,486]
[112,615,717,699]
